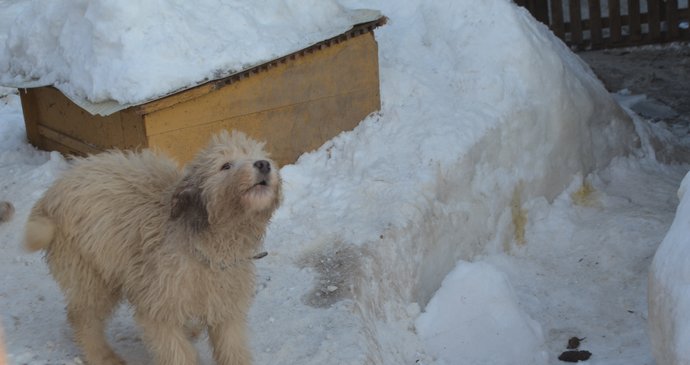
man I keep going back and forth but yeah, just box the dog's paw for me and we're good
[103,356,127,365]
[91,352,126,365]
[0,201,14,224]
[184,320,205,340]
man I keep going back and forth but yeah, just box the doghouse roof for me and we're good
[132,16,387,118]
[4,8,385,117]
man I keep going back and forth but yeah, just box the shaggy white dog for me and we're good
[25,131,282,365]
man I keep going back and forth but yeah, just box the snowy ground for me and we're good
[3,90,688,365]
[1,0,690,364]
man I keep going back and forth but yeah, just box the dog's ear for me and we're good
[171,177,208,231]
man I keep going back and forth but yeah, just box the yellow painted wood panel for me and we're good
[20,87,148,156]
[26,87,124,148]
[143,32,380,137]
[148,87,379,166]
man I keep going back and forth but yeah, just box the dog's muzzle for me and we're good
[254,160,271,174]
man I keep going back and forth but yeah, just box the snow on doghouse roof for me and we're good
[0,0,382,116]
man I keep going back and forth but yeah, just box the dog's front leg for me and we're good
[136,313,199,365]
[209,319,251,365]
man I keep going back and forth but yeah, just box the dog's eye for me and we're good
[220,162,232,171]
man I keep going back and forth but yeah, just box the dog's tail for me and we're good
[24,215,56,252]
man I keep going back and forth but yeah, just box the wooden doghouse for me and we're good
[19,17,386,166]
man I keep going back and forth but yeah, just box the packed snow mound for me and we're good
[0,0,378,106]
[416,261,548,365]
[649,171,690,365]
[262,0,638,363]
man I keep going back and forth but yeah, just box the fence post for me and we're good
[531,0,550,24]
[570,0,584,46]
[515,0,550,25]
[666,0,679,39]
[648,0,661,41]
[629,0,642,41]
[589,0,603,47]
[550,0,565,39]
[609,0,622,43]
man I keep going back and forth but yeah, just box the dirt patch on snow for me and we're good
[579,42,690,164]
[579,42,690,122]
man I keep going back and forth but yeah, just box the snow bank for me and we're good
[416,261,547,365]
[257,0,637,363]
[0,0,376,106]
[649,170,690,365]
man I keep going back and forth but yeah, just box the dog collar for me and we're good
[190,246,267,271]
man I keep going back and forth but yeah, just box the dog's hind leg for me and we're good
[66,286,124,365]
[136,314,199,365]
[50,252,124,365]
[209,319,251,365]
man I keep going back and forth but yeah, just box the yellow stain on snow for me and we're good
[571,180,599,207]
[511,182,528,246]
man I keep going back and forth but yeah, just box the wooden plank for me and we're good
[37,125,103,156]
[148,87,380,166]
[609,0,622,42]
[648,0,661,41]
[678,6,690,40]
[589,0,603,46]
[531,0,550,24]
[119,109,148,150]
[144,31,380,137]
[550,0,565,39]
[629,0,642,41]
[18,88,42,146]
[569,0,583,46]
[40,138,87,158]
[666,0,679,39]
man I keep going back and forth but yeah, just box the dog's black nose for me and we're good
[253,160,271,174]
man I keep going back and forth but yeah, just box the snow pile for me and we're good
[648,171,690,365]
[275,1,636,362]
[416,261,547,364]
[0,0,376,105]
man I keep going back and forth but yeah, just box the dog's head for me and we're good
[171,130,282,230]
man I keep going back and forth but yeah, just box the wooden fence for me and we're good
[515,0,690,50]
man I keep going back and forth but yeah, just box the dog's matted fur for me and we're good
[24,131,282,365]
